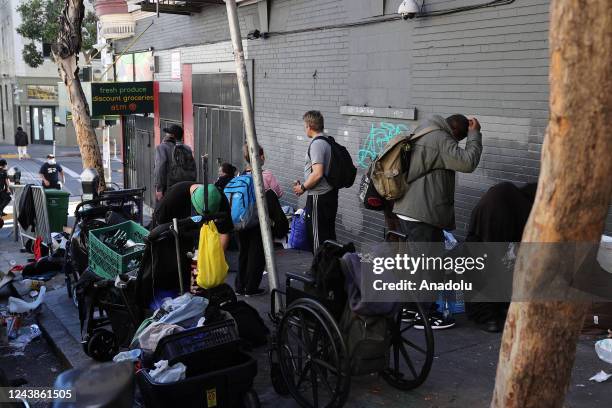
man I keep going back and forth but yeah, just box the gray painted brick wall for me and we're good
[118,0,611,245]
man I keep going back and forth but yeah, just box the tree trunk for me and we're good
[52,0,106,190]
[490,1,612,407]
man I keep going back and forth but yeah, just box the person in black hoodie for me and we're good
[214,162,236,191]
[0,160,11,216]
[465,181,537,332]
[14,127,29,160]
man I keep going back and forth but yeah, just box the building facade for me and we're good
[106,0,611,242]
[0,0,64,145]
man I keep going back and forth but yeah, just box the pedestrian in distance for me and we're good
[14,127,29,160]
[0,159,11,217]
[292,110,339,253]
[39,154,65,190]
[153,124,196,204]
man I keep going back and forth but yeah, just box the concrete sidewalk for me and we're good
[20,247,610,408]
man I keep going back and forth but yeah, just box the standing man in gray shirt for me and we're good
[293,111,338,253]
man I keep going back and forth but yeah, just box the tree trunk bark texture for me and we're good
[491,1,612,408]
[52,0,106,189]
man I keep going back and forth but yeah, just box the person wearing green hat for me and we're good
[148,181,233,297]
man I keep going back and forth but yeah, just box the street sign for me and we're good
[91,81,154,116]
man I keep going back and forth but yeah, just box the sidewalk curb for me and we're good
[36,303,92,370]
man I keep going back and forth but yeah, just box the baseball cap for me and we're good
[47,154,55,159]
[163,124,183,139]
[191,184,222,215]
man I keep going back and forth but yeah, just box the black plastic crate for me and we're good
[154,318,241,367]
[137,351,257,408]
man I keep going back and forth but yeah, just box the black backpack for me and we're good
[167,144,197,187]
[221,300,270,347]
[309,136,357,189]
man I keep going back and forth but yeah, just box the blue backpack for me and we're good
[224,175,259,230]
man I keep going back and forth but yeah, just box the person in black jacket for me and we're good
[0,160,11,216]
[14,127,29,160]
[214,162,236,191]
[465,182,537,332]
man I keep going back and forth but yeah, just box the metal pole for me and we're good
[225,0,281,312]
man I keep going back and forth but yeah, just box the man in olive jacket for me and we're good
[393,114,482,241]
[393,114,482,329]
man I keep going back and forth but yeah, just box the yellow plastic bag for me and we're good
[196,222,229,289]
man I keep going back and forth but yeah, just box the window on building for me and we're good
[42,43,52,58]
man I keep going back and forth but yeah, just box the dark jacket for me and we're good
[153,136,176,194]
[392,115,483,230]
[17,184,36,231]
[15,130,29,146]
[466,182,536,243]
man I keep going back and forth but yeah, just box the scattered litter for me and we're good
[589,371,612,383]
[575,384,586,387]
[595,339,612,364]
[8,286,46,314]
[13,279,33,296]
[8,324,41,352]
[9,260,16,267]
[197,317,206,327]
[4,316,22,339]
[113,348,142,363]
[0,272,16,289]
[149,360,186,383]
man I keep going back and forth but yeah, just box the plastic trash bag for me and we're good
[595,339,612,364]
[8,286,47,314]
[196,222,229,289]
[113,349,142,363]
[149,360,186,384]
[288,209,311,251]
[589,370,612,382]
[597,235,612,274]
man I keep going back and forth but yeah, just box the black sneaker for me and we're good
[414,310,456,330]
[245,288,266,297]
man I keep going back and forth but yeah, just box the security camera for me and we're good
[398,0,420,20]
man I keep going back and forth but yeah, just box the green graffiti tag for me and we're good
[357,122,410,168]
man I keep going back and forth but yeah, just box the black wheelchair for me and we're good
[268,237,435,408]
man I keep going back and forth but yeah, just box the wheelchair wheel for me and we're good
[278,299,350,408]
[86,329,118,362]
[382,302,434,390]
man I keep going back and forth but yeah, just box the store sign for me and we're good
[91,81,154,116]
[27,85,58,101]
